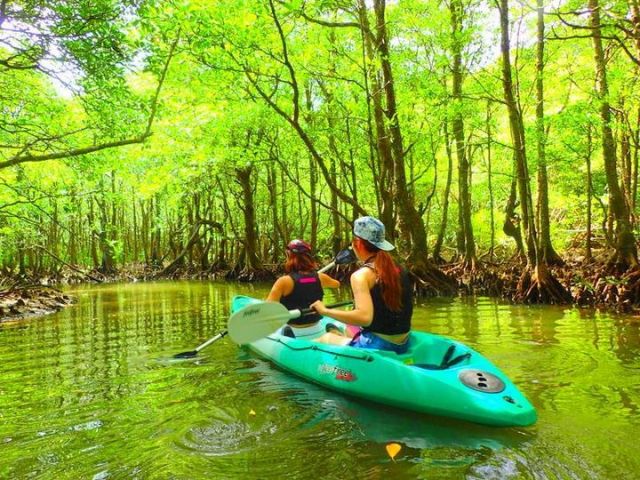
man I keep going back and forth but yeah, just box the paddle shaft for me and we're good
[194,330,228,353]
[298,300,353,317]
[318,262,334,273]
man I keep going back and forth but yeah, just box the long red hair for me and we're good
[284,252,318,273]
[356,238,402,311]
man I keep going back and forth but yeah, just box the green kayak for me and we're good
[232,295,537,427]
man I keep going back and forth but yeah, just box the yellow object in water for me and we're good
[386,443,401,461]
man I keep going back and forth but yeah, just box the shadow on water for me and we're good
[233,351,534,452]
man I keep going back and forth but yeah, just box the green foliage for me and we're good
[1,0,640,272]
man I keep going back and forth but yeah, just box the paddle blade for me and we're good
[227,301,294,344]
[173,350,198,359]
[335,247,357,265]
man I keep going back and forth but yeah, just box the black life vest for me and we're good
[363,265,412,335]
[280,271,323,325]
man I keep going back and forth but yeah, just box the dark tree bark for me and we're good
[450,0,476,270]
[159,219,223,276]
[267,163,284,261]
[498,0,537,266]
[586,125,594,261]
[589,0,638,267]
[357,0,395,232]
[303,84,319,249]
[309,155,319,248]
[364,0,455,293]
[150,196,162,268]
[235,165,261,271]
[503,168,526,259]
[318,73,346,253]
[535,0,563,265]
[433,121,454,263]
[486,102,496,258]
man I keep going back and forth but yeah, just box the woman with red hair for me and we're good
[312,216,412,353]
[267,239,340,338]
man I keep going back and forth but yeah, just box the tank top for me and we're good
[280,271,324,325]
[363,265,412,335]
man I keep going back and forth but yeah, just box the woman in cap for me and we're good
[267,239,340,338]
[311,216,412,353]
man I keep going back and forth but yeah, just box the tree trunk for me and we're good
[433,121,454,263]
[486,102,496,258]
[345,115,360,221]
[589,0,638,267]
[586,124,593,261]
[366,0,454,293]
[267,163,283,260]
[503,168,525,259]
[159,220,222,276]
[358,0,395,232]
[498,0,571,303]
[535,0,563,265]
[132,188,138,264]
[89,198,99,270]
[96,177,116,275]
[235,165,261,270]
[450,0,476,270]
[150,196,162,268]
[499,0,537,266]
[309,154,318,248]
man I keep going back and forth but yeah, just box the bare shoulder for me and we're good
[267,274,294,301]
[350,267,375,288]
[277,274,294,289]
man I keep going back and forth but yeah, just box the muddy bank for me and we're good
[0,286,75,322]
[6,252,640,321]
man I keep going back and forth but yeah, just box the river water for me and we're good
[1,281,639,479]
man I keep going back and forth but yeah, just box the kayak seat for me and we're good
[412,344,471,371]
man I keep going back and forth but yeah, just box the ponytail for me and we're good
[374,251,402,311]
[358,238,402,311]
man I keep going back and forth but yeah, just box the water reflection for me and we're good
[238,356,533,451]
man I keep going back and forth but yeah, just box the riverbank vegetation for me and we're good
[2,0,640,315]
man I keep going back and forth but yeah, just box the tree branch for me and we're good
[268,0,300,123]
[0,30,181,170]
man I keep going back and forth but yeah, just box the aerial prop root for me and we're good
[409,260,457,296]
[516,265,572,304]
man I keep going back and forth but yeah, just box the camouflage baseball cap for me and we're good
[353,216,395,251]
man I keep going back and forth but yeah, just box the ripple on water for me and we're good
[180,418,268,455]
[175,408,342,478]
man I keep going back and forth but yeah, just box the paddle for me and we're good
[227,299,353,345]
[173,247,357,359]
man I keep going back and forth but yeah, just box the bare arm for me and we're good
[311,269,373,327]
[319,272,340,289]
